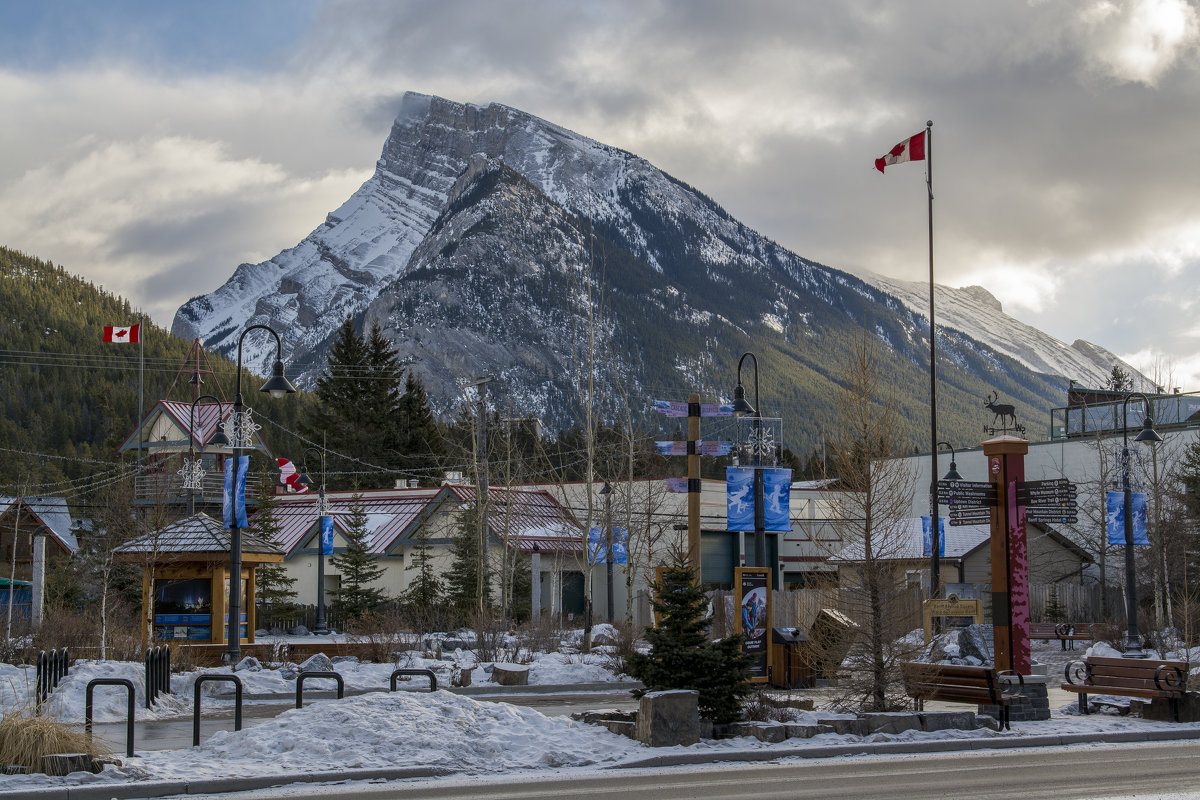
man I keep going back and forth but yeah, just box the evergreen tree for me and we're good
[248,479,297,626]
[625,560,751,723]
[445,504,490,614]
[400,529,443,610]
[1107,365,1134,392]
[397,370,446,485]
[330,493,387,617]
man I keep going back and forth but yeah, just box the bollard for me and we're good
[192,674,244,746]
[295,670,344,708]
[389,668,438,693]
[85,678,135,758]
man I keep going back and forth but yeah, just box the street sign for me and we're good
[949,515,991,527]
[1026,512,1078,525]
[937,486,998,507]
[1015,479,1078,506]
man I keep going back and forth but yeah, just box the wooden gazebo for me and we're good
[114,512,283,645]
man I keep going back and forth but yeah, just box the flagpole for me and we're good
[137,317,144,476]
[925,119,940,600]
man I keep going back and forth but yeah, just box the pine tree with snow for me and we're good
[330,493,387,618]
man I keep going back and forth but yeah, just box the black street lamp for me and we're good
[600,481,613,622]
[224,324,297,665]
[297,445,330,635]
[1120,393,1163,658]
[185,395,230,516]
[931,441,960,598]
[732,352,767,569]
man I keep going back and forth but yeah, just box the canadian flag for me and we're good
[277,458,309,493]
[102,324,140,343]
[874,131,926,173]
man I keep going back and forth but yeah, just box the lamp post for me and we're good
[224,324,297,664]
[600,481,613,622]
[296,445,330,635]
[732,352,766,569]
[1120,392,1163,658]
[183,395,230,516]
[931,441,961,598]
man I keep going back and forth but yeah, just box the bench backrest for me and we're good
[1082,656,1189,694]
[900,662,1001,705]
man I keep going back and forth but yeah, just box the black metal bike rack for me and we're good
[85,678,135,757]
[144,645,172,708]
[389,668,438,693]
[295,670,344,708]
[36,647,69,705]
[192,674,244,747]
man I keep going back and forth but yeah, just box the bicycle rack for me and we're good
[35,647,69,706]
[192,674,244,747]
[85,678,135,757]
[389,668,438,693]
[144,645,172,708]
[295,670,344,708]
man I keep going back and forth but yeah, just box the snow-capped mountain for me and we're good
[173,92,1134,443]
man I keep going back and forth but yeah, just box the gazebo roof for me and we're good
[113,512,283,562]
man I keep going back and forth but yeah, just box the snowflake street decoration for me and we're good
[179,458,205,490]
[737,416,782,467]
[222,408,261,449]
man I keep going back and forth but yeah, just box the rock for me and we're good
[862,712,921,735]
[817,717,869,736]
[331,655,359,665]
[234,656,263,673]
[270,626,287,636]
[254,629,270,638]
[299,653,335,673]
[490,663,530,686]
[958,625,993,664]
[290,625,309,636]
[976,714,1001,731]
[762,695,815,712]
[41,753,100,776]
[919,711,977,732]
[785,724,837,739]
[635,690,700,747]
[735,722,787,743]
[278,663,299,680]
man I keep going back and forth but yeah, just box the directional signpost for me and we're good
[937,480,998,527]
[1016,478,1078,526]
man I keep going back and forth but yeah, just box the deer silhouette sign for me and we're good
[984,392,1017,429]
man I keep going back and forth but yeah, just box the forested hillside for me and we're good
[0,247,314,494]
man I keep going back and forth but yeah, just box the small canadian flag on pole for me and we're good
[102,324,140,343]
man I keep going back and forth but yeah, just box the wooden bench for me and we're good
[1029,622,1095,650]
[1061,655,1189,721]
[900,662,1024,730]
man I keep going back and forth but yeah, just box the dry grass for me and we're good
[0,705,108,774]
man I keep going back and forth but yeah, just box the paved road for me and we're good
[85,690,639,752]
[181,740,1200,800]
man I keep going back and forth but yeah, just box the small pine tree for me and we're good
[1044,584,1067,623]
[248,480,297,627]
[330,493,387,618]
[445,504,490,615]
[625,560,752,723]
[401,529,443,610]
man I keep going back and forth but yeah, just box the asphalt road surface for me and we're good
[180,740,1200,800]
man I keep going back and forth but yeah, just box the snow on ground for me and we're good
[2,635,1200,794]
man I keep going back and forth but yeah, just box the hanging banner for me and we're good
[320,516,335,556]
[587,528,629,565]
[653,400,734,417]
[222,455,250,529]
[1107,491,1149,545]
[735,567,771,683]
[655,440,733,456]
[726,467,792,532]
[921,515,946,557]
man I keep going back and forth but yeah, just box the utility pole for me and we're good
[468,376,494,613]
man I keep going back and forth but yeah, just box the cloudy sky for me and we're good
[2,0,1198,388]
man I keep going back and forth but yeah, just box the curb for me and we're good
[609,725,1200,770]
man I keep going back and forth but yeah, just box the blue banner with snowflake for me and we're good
[1107,490,1149,545]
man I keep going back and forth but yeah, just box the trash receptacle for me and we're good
[769,627,813,688]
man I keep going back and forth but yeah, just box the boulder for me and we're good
[817,717,868,736]
[233,656,263,673]
[299,653,335,674]
[490,663,530,686]
[958,625,993,664]
[41,754,100,776]
[635,690,700,747]
[785,723,837,739]
[862,712,921,735]
[290,625,309,636]
[919,711,977,732]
